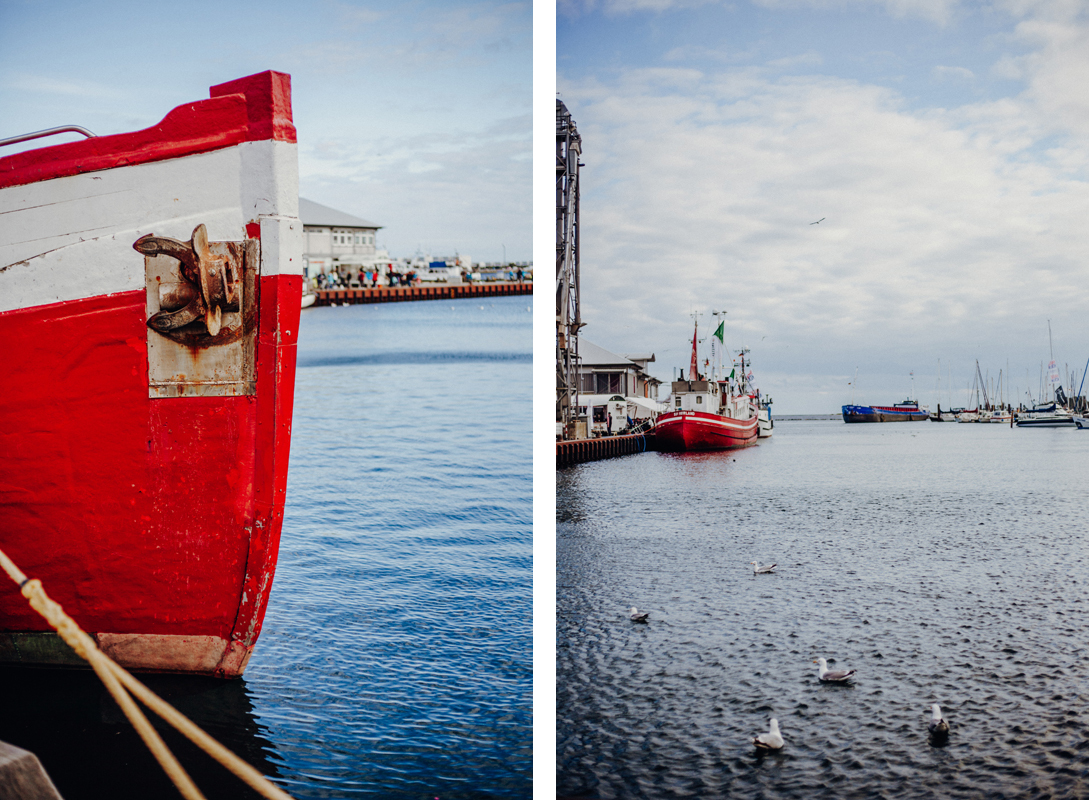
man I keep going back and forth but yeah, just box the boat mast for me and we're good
[688,311,701,380]
[1048,320,1055,403]
[1078,355,1089,413]
[935,359,941,411]
[711,309,727,382]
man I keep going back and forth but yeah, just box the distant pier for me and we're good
[312,281,533,306]
[556,432,656,467]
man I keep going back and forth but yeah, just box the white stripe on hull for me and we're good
[1,140,300,314]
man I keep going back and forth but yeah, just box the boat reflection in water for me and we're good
[0,667,281,800]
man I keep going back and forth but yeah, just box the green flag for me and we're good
[713,321,724,343]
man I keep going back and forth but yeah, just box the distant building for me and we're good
[299,197,529,287]
[577,340,661,401]
[300,198,385,279]
[575,340,663,436]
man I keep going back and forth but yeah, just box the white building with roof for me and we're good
[300,197,386,280]
[576,339,664,435]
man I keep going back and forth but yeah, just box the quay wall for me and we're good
[556,432,655,468]
[313,282,532,306]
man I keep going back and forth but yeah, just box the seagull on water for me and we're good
[750,561,777,574]
[629,606,649,622]
[928,703,950,742]
[810,217,825,225]
[814,657,856,682]
[753,718,785,750]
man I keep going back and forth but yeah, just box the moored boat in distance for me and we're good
[928,404,959,422]
[842,399,929,423]
[654,320,761,452]
[0,71,303,677]
[758,397,774,438]
[656,379,759,450]
[1015,402,1075,428]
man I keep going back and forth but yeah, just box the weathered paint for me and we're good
[0,72,301,677]
[0,71,294,191]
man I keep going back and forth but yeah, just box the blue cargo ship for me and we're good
[842,399,929,423]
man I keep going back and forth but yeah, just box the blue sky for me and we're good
[0,0,531,263]
[558,0,1089,412]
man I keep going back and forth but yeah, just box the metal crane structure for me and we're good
[556,100,582,439]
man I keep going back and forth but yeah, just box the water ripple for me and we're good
[558,421,1089,799]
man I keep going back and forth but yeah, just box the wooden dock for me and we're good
[556,432,656,468]
[313,281,532,306]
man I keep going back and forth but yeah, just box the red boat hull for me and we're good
[0,72,302,677]
[655,410,758,452]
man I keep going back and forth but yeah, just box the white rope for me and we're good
[0,547,295,800]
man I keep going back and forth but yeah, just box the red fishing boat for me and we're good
[655,323,760,451]
[0,71,303,677]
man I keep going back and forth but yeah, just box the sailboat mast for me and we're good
[1048,320,1055,402]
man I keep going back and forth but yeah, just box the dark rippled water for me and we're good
[0,296,532,799]
[557,420,1089,799]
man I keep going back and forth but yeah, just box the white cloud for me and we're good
[562,0,960,20]
[300,113,530,259]
[560,59,1089,411]
[932,64,975,80]
[560,0,721,13]
[752,0,961,25]
[1008,14,1089,135]
[3,73,123,99]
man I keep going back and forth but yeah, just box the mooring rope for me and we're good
[0,547,295,800]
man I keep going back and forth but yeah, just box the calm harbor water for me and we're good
[0,295,532,799]
[557,420,1089,799]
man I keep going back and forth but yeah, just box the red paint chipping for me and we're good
[0,274,301,672]
[246,222,262,239]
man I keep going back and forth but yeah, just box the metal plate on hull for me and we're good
[145,236,259,398]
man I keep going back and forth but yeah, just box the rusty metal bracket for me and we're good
[141,230,258,399]
[135,224,242,339]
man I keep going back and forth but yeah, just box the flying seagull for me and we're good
[814,657,856,682]
[753,718,785,750]
[928,703,950,743]
[629,606,649,623]
[751,561,777,574]
[810,218,825,225]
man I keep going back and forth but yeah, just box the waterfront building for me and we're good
[300,197,387,283]
[577,340,664,435]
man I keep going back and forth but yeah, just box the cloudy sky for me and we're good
[0,0,531,263]
[558,0,1089,413]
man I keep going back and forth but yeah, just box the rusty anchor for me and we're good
[135,224,241,338]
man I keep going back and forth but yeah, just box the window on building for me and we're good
[594,373,622,395]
